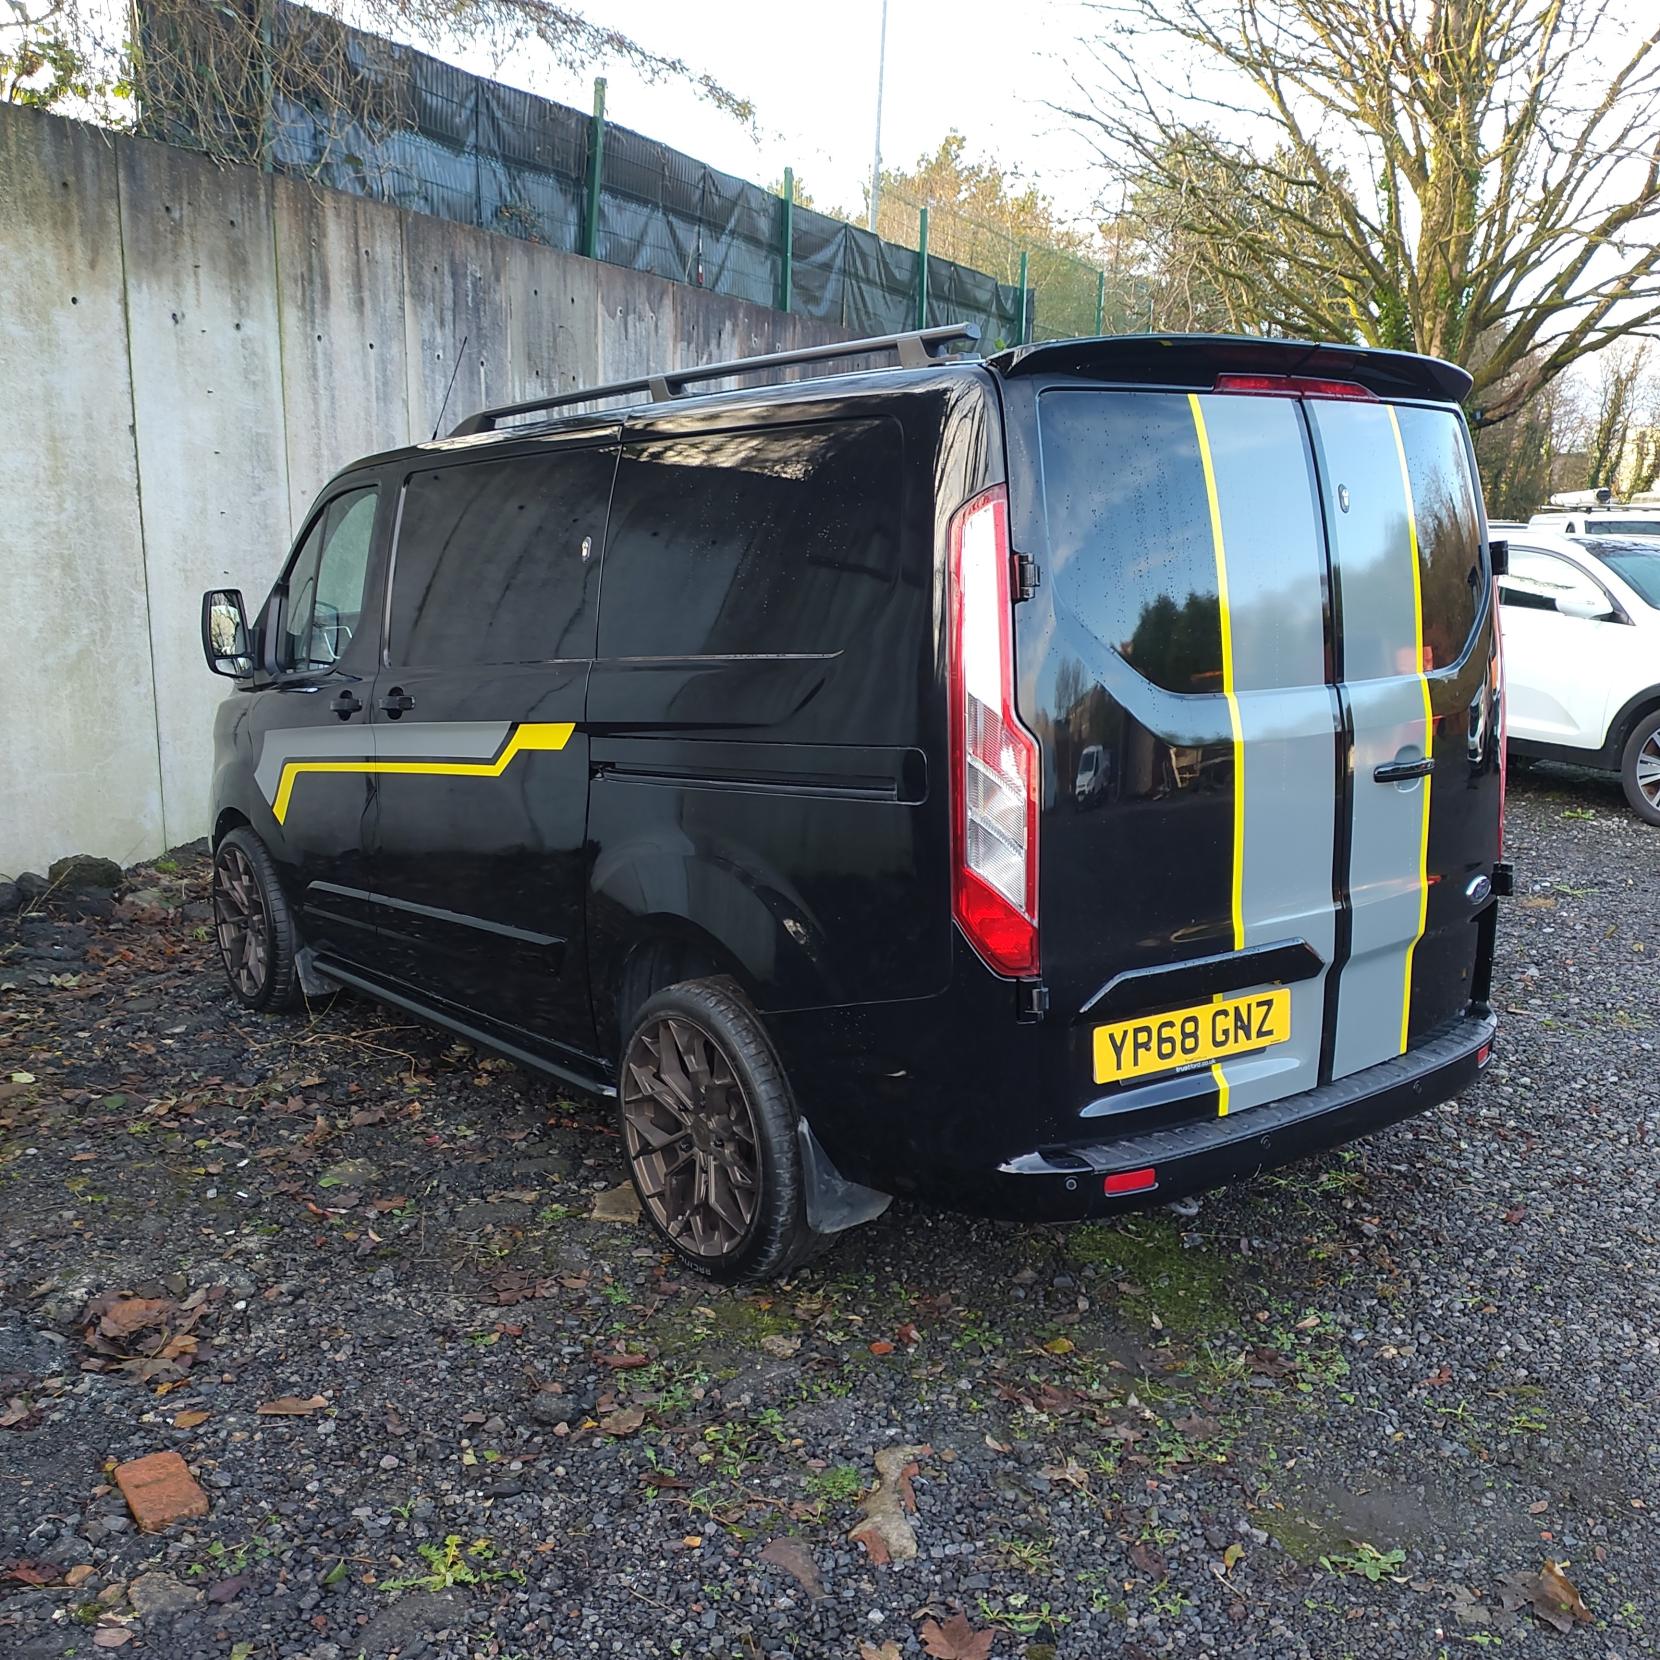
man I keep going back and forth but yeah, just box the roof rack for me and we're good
[448,322,981,437]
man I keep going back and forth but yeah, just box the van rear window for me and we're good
[1037,389,1329,693]
[597,420,901,659]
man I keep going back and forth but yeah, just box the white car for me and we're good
[1528,505,1660,537]
[1495,524,1660,822]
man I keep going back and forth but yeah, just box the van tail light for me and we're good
[1212,373,1378,401]
[1492,575,1507,857]
[947,486,1039,977]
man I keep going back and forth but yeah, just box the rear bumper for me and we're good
[961,1007,1497,1222]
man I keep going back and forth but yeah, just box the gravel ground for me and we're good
[1,764,1656,1660]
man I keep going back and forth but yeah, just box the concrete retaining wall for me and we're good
[0,103,849,875]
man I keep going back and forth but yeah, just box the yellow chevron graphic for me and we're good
[271,722,574,825]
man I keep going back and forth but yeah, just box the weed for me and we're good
[997,1536,1056,1573]
[1320,1541,1408,1582]
[976,1593,1070,1635]
[537,1203,574,1224]
[805,1464,865,1504]
[382,1534,522,1593]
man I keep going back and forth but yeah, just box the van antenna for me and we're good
[431,335,470,441]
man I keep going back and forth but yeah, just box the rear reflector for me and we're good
[1477,1042,1493,1068]
[1104,1167,1157,1196]
[947,485,1040,977]
[1212,373,1379,401]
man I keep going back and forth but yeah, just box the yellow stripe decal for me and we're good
[271,722,574,825]
[1189,393,1244,1117]
[1386,405,1434,1054]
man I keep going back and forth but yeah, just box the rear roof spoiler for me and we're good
[988,333,1473,404]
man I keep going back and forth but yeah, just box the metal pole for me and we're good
[1094,269,1106,336]
[583,77,607,261]
[779,167,795,314]
[868,0,889,232]
[1017,249,1030,345]
[916,206,929,330]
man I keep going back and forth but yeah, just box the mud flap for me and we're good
[798,1120,891,1234]
[294,945,338,1000]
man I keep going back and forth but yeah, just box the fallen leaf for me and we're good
[172,1410,210,1429]
[1535,1560,1592,1631]
[1421,1364,1453,1387]
[597,1352,651,1370]
[8,1071,35,1085]
[255,1394,327,1416]
[868,1339,895,1356]
[4,1560,60,1586]
[681,1534,703,1549]
[859,1643,903,1660]
[368,1195,409,1212]
[760,1333,801,1359]
[1043,1335,1075,1354]
[758,1535,824,1599]
[848,1444,930,1564]
[1222,1541,1245,1571]
[1503,1204,1527,1225]
[599,1406,646,1437]
[1130,1539,1167,1579]
[895,1323,920,1346]
[95,1296,173,1340]
[64,1564,96,1587]
[919,1611,995,1660]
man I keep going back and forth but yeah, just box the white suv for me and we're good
[1496,525,1660,823]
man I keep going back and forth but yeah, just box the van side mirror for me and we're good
[202,588,253,677]
[1488,538,1508,576]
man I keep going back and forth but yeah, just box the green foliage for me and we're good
[381,1534,521,1594]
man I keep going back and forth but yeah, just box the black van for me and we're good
[201,326,1507,1279]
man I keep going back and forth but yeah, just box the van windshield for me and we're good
[1579,537,1660,607]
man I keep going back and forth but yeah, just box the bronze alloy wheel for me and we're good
[621,1014,761,1258]
[213,841,270,1001]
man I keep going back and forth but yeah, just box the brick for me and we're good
[113,1451,209,1533]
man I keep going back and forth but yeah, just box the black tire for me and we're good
[617,977,828,1282]
[1620,713,1660,826]
[211,827,300,1011]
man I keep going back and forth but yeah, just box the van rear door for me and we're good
[1308,396,1496,1072]
[1008,368,1498,1125]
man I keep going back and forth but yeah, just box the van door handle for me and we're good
[329,690,362,718]
[1374,756,1434,783]
[376,688,416,717]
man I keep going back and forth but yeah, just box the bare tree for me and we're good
[1582,344,1652,488]
[1061,0,1660,424]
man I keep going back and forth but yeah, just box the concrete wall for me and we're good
[0,103,849,876]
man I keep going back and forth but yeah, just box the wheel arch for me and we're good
[1606,686,1660,762]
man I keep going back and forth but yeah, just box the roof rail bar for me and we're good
[448,322,981,437]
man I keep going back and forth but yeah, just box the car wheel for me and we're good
[618,978,828,1282]
[212,827,300,1011]
[1620,714,1660,826]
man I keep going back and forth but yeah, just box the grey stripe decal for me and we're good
[1309,401,1426,1077]
[253,720,512,803]
[1199,394,1336,1114]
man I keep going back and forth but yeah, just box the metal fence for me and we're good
[136,0,1114,351]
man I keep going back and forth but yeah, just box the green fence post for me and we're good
[1094,269,1106,336]
[778,167,795,313]
[1016,249,1029,345]
[583,77,607,261]
[916,206,929,330]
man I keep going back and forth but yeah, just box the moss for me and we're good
[1255,1504,1348,1565]
[1066,1214,1239,1335]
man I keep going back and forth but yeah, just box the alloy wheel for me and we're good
[213,843,269,1000]
[1637,727,1660,809]
[621,1016,761,1258]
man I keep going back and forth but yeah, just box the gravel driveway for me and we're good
[2,765,1656,1660]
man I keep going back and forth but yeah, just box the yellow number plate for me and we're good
[1093,987,1292,1085]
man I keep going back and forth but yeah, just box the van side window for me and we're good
[281,486,378,671]
[388,448,616,667]
[1391,407,1485,669]
[597,421,901,659]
